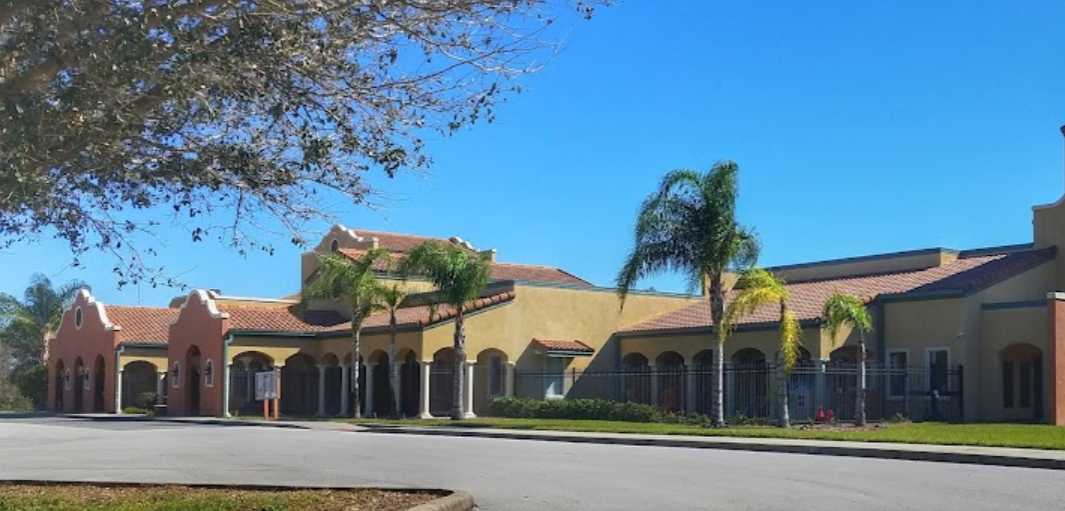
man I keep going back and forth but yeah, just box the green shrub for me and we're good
[491,397,661,422]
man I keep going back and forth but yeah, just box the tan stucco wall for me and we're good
[979,306,1051,421]
[1034,195,1065,289]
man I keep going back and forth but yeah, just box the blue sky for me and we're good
[3,0,1064,305]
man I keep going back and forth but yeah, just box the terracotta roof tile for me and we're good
[219,291,516,335]
[106,306,179,345]
[336,248,591,287]
[532,338,594,353]
[620,248,1056,335]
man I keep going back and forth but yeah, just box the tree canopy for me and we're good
[398,240,491,308]
[0,0,602,286]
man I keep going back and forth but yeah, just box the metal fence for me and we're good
[513,363,964,423]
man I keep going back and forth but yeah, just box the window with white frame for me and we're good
[74,307,83,328]
[928,348,949,393]
[888,350,908,399]
[543,357,565,399]
[204,359,214,387]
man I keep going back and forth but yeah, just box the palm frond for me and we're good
[399,241,491,308]
[821,292,872,343]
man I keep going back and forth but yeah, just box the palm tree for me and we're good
[399,241,491,420]
[617,162,759,426]
[721,268,802,427]
[822,292,873,426]
[379,283,408,417]
[0,274,87,407]
[302,250,390,419]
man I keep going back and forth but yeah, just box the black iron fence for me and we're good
[513,363,964,423]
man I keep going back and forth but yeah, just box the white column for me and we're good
[419,361,432,419]
[222,362,232,418]
[317,364,327,417]
[114,368,124,414]
[365,363,376,417]
[686,368,697,413]
[340,364,350,417]
[504,362,515,397]
[463,361,476,419]
[393,361,403,415]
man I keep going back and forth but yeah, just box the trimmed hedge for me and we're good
[491,397,661,422]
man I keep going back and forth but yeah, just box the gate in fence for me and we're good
[513,363,964,423]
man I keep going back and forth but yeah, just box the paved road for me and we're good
[2,417,1064,510]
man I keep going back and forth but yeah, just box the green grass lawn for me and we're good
[352,417,1065,450]
[0,483,438,511]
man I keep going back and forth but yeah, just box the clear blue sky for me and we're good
[3,1,1064,306]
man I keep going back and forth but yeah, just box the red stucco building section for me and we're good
[1051,297,1065,426]
[167,291,227,417]
[47,291,119,413]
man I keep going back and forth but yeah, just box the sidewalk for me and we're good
[356,423,1065,470]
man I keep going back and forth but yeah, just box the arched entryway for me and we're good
[621,353,651,404]
[368,350,395,418]
[53,359,66,412]
[73,357,85,412]
[475,349,508,415]
[655,351,685,412]
[92,355,106,412]
[122,361,158,411]
[1001,343,1044,421]
[826,345,867,421]
[185,346,202,416]
[399,350,421,417]
[281,353,318,416]
[230,351,273,415]
[430,348,456,416]
[691,350,714,414]
[730,348,768,418]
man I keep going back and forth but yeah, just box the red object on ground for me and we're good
[815,407,826,423]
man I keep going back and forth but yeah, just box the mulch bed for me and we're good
[0,482,442,510]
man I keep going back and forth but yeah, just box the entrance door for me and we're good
[188,368,201,416]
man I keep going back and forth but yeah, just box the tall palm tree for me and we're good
[399,241,491,420]
[822,292,873,426]
[721,268,802,427]
[617,162,759,426]
[0,274,87,407]
[379,284,408,417]
[302,250,390,419]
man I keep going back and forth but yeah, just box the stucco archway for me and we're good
[122,360,158,410]
[281,353,318,416]
[475,348,508,415]
[398,349,421,417]
[53,359,65,412]
[430,348,456,416]
[730,348,768,418]
[621,353,651,404]
[655,351,685,413]
[230,351,273,415]
[367,350,395,417]
[73,357,85,413]
[1001,343,1044,421]
[185,346,202,416]
[92,355,106,412]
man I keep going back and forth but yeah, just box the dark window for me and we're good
[1002,361,1014,408]
[929,350,948,392]
[1019,361,1032,408]
[889,352,908,398]
[330,239,339,252]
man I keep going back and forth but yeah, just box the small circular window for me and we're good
[330,239,340,252]
[74,307,83,328]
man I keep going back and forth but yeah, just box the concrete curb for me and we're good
[407,491,476,511]
[62,414,312,430]
[361,425,1065,471]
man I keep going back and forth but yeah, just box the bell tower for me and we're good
[1032,125,1065,289]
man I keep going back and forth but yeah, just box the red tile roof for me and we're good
[532,338,595,353]
[336,248,591,287]
[219,291,516,335]
[620,247,1056,335]
[106,306,179,345]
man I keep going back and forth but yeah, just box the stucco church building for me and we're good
[47,126,1065,426]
